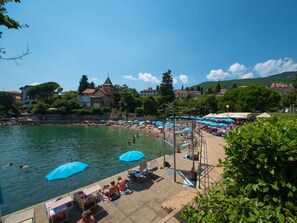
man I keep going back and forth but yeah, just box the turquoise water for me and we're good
[0,125,171,215]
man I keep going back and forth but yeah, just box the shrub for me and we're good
[91,107,103,115]
[182,117,297,222]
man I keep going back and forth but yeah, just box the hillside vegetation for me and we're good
[194,71,297,90]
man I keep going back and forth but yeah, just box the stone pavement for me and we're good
[2,131,225,223]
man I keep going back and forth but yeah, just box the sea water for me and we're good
[0,125,171,215]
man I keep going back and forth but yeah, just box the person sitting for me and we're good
[188,167,197,181]
[117,176,131,195]
[77,209,95,223]
[108,181,120,201]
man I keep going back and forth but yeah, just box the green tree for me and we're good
[181,85,184,90]
[0,0,29,61]
[182,117,297,222]
[219,85,281,112]
[113,84,128,109]
[141,96,159,115]
[27,82,61,104]
[215,82,221,93]
[159,69,175,104]
[78,75,90,93]
[31,101,47,114]
[0,91,15,115]
[231,83,237,88]
[120,88,140,113]
[205,88,213,94]
[51,91,80,113]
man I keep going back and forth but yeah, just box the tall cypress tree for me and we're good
[78,75,90,93]
[159,69,175,104]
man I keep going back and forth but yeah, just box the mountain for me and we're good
[193,71,297,90]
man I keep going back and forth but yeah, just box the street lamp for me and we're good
[226,105,229,118]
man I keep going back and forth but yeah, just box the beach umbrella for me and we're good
[119,151,144,162]
[183,127,191,132]
[45,161,89,194]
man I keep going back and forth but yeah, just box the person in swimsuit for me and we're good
[108,181,120,201]
[117,176,128,194]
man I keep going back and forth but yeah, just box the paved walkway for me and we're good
[2,131,226,223]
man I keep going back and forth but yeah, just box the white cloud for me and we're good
[178,74,189,84]
[228,63,247,76]
[29,82,40,86]
[123,75,138,80]
[138,73,160,84]
[207,69,230,81]
[172,77,177,85]
[240,72,254,79]
[91,77,98,81]
[254,58,297,77]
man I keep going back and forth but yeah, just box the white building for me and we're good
[139,87,157,97]
[19,85,37,108]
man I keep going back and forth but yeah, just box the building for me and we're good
[19,85,37,108]
[270,82,294,95]
[7,91,21,102]
[78,77,115,108]
[175,90,201,99]
[139,87,157,97]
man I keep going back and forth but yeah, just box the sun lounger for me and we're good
[44,196,73,223]
[74,184,103,215]
[128,162,149,182]
[3,208,35,223]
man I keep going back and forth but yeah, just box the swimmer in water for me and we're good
[2,163,12,168]
[19,165,29,169]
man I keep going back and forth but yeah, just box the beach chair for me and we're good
[128,162,148,182]
[3,208,35,223]
[44,195,73,223]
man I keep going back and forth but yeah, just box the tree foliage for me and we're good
[119,88,140,113]
[218,85,281,112]
[159,69,175,104]
[51,91,80,114]
[0,0,29,61]
[77,75,96,93]
[27,82,61,104]
[141,96,159,115]
[0,91,15,115]
[182,117,297,222]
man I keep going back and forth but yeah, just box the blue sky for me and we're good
[1,0,297,92]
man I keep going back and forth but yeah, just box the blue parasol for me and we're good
[119,151,144,162]
[45,162,89,194]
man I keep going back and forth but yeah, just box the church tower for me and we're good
[102,76,114,96]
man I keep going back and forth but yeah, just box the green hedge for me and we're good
[182,117,297,222]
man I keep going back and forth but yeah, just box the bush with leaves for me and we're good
[181,117,297,222]
[91,107,103,115]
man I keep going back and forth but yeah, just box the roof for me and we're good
[256,112,271,118]
[103,77,113,86]
[82,89,97,94]
[215,112,252,119]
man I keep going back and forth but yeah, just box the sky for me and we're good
[1,0,297,92]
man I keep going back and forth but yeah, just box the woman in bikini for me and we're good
[117,176,128,194]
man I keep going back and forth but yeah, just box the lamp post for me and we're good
[226,104,229,118]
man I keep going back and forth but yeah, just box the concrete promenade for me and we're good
[2,131,226,223]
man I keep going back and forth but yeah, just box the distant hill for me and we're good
[193,71,297,90]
